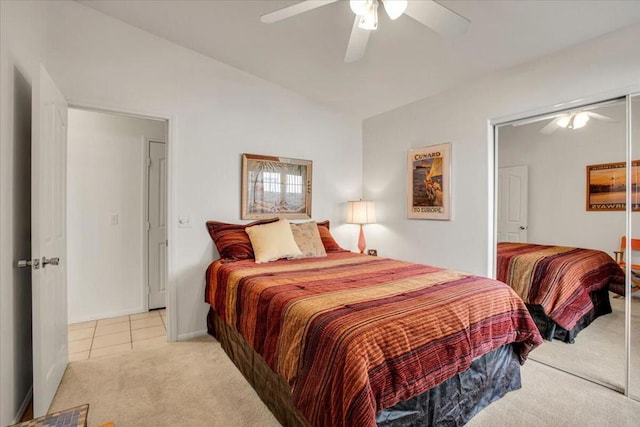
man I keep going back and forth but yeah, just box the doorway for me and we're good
[66,108,168,359]
[22,68,175,420]
[497,165,528,242]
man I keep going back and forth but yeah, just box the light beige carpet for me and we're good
[50,336,280,426]
[530,294,640,391]
[51,334,640,427]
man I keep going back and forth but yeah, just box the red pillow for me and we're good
[316,220,348,253]
[206,218,279,260]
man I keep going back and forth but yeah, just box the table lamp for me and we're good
[346,200,376,254]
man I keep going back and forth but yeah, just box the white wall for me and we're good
[362,24,640,276]
[45,1,363,339]
[498,101,627,255]
[0,1,48,424]
[67,108,166,323]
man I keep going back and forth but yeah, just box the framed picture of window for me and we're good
[241,153,312,219]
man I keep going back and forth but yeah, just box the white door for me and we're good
[31,65,68,417]
[148,141,167,310]
[497,166,528,242]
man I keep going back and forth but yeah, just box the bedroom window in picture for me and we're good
[262,172,283,209]
[286,173,304,207]
[263,172,281,193]
[253,171,304,208]
[287,174,303,193]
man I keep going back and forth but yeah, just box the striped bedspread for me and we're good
[206,252,542,427]
[496,242,624,330]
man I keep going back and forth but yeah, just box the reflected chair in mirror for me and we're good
[613,236,640,296]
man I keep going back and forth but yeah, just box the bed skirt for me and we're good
[526,286,612,343]
[207,307,522,427]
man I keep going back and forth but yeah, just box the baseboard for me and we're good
[177,329,207,341]
[68,306,146,324]
[14,386,33,424]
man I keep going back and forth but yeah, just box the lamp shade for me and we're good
[346,200,376,224]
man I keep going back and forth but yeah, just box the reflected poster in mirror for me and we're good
[241,153,312,220]
[407,142,451,220]
[586,161,640,211]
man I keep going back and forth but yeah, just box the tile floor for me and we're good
[68,309,167,361]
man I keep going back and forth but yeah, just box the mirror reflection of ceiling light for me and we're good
[558,112,590,129]
[572,112,590,129]
[556,115,571,128]
[510,99,619,135]
[350,0,408,30]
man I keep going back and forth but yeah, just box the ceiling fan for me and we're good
[260,0,470,62]
[511,101,619,135]
[537,111,617,134]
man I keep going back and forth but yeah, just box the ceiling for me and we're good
[77,0,640,120]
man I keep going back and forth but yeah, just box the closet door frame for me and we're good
[488,88,640,400]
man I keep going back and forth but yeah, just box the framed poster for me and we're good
[241,153,312,219]
[407,142,451,220]
[586,161,640,211]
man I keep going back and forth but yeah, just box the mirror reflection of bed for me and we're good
[495,98,634,391]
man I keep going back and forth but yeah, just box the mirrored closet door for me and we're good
[495,96,632,393]
[630,93,640,400]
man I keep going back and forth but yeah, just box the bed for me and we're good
[205,220,542,427]
[496,242,625,343]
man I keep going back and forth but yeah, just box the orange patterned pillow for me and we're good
[206,218,279,260]
[316,220,348,253]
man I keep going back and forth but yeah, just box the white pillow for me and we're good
[245,218,302,263]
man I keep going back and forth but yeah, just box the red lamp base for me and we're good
[358,224,366,254]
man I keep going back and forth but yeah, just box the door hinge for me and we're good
[146,221,151,231]
[147,157,152,168]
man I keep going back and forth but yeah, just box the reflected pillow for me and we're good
[290,221,327,259]
[245,218,302,263]
[316,220,348,253]
[206,218,278,260]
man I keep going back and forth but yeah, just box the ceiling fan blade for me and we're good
[404,0,469,38]
[344,16,370,63]
[511,112,564,127]
[539,119,561,135]
[585,112,618,122]
[261,0,339,24]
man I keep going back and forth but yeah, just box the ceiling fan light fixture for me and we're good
[572,112,590,129]
[350,0,370,16]
[557,115,571,128]
[357,0,379,30]
[382,0,407,20]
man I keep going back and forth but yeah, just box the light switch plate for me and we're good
[178,216,192,228]
[110,214,119,226]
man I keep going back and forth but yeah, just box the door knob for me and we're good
[519,226,527,230]
[17,259,40,269]
[42,256,60,267]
